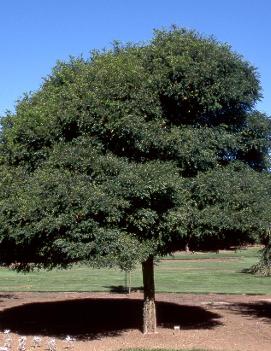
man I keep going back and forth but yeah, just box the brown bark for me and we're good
[142,256,157,334]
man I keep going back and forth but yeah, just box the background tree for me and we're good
[0,27,270,333]
[243,171,271,276]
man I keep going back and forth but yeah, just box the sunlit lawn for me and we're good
[0,247,269,294]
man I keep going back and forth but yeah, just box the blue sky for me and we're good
[1,0,270,116]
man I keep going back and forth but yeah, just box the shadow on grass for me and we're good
[240,268,258,275]
[229,301,271,323]
[105,285,143,293]
[0,298,222,339]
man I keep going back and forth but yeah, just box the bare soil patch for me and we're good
[0,292,270,351]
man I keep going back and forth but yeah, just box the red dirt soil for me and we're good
[0,292,270,351]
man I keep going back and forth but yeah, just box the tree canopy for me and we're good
[0,27,270,333]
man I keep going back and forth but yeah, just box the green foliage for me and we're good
[185,163,270,250]
[247,240,271,276]
[248,251,271,276]
[0,27,270,270]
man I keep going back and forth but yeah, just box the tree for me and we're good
[0,27,270,333]
[244,172,271,276]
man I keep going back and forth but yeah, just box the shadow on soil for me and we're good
[229,301,271,323]
[0,294,18,303]
[0,298,222,339]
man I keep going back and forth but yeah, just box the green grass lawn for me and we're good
[0,247,269,294]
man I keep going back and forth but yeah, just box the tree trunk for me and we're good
[142,256,157,334]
